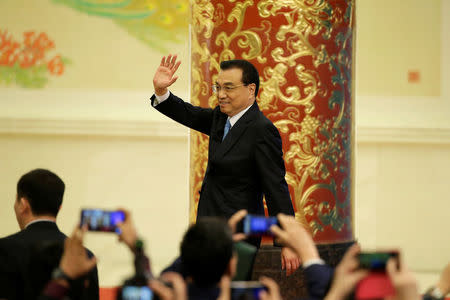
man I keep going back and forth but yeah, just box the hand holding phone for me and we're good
[80,209,125,233]
[355,250,399,300]
[358,251,399,270]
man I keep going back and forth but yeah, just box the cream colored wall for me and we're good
[0,129,189,286]
[355,0,450,292]
[0,0,193,287]
[0,0,190,90]
[357,0,441,97]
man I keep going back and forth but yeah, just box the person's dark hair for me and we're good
[180,217,233,287]
[17,169,65,217]
[220,60,260,97]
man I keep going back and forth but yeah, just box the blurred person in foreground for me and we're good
[0,169,99,300]
[117,209,238,299]
[118,209,282,300]
[271,213,450,300]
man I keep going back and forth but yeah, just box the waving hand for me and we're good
[153,54,181,95]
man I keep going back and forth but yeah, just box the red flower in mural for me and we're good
[0,30,20,66]
[0,29,69,88]
[47,55,64,75]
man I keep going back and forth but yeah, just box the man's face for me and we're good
[215,68,255,117]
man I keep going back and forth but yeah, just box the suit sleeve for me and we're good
[85,249,99,300]
[254,121,295,218]
[151,92,214,136]
[86,265,99,300]
[303,264,334,299]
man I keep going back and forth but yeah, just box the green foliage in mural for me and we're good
[52,0,189,52]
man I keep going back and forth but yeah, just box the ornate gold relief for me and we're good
[191,0,355,241]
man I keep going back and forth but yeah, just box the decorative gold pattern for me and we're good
[190,0,354,240]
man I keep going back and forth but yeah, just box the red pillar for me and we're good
[190,0,355,244]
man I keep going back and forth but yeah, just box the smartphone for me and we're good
[358,251,399,270]
[355,251,399,300]
[231,281,267,300]
[80,209,125,233]
[243,215,279,236]
[121,286,153,300]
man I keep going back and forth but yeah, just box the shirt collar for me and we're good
[228,102,254,127]
[25,219,56,229]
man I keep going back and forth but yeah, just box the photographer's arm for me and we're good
[39,226,97,300]
[386,257,421,300]
[271,214,334,298]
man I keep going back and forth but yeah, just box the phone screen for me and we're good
[358,251,399,270]
[243,215,278,236]
[231,281,267,300]
[122,286,153,300]
[80,209,125,233]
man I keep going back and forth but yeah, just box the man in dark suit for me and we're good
[151,54,300,275]
[0,169,99,300]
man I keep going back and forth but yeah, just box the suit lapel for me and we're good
[209,113,228,158]
[213,102,260,160]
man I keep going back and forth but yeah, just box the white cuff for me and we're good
[153,90,170,106]
[303,258,325,269]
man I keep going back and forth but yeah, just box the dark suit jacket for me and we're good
[303,264,334,300]
[151,93,294,222]
[0,221,99,300]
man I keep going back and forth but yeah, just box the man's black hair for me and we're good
[220,59,260,97]
[180,217,233,287]
[17,168,65,217]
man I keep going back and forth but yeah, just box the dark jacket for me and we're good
[0,221,99,300]
[151,93,294,221]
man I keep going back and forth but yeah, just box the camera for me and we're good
[358,251,399,270]
[355,251,399,300]
[121,285,153,300]
[117,240,160,300]
[243,215,279,236]
[231,281,267,300]
[80,209,125,233]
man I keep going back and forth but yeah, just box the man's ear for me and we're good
[248,83,256,98]
[18,197,31,214]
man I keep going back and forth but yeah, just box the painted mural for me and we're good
[0,0,189,88]
[52,0,189,52]
[0,29,69,88]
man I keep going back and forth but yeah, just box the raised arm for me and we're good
[151,54,214,135]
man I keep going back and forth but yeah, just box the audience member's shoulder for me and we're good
[0,230,25,246]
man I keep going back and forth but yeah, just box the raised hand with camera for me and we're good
[259,276,282,300]
[384,256,421,300]
[39,225,98,300]
[149,272,187,300]
[270,213,318,264]
[324,244,369,300]
[116,208,139,252]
